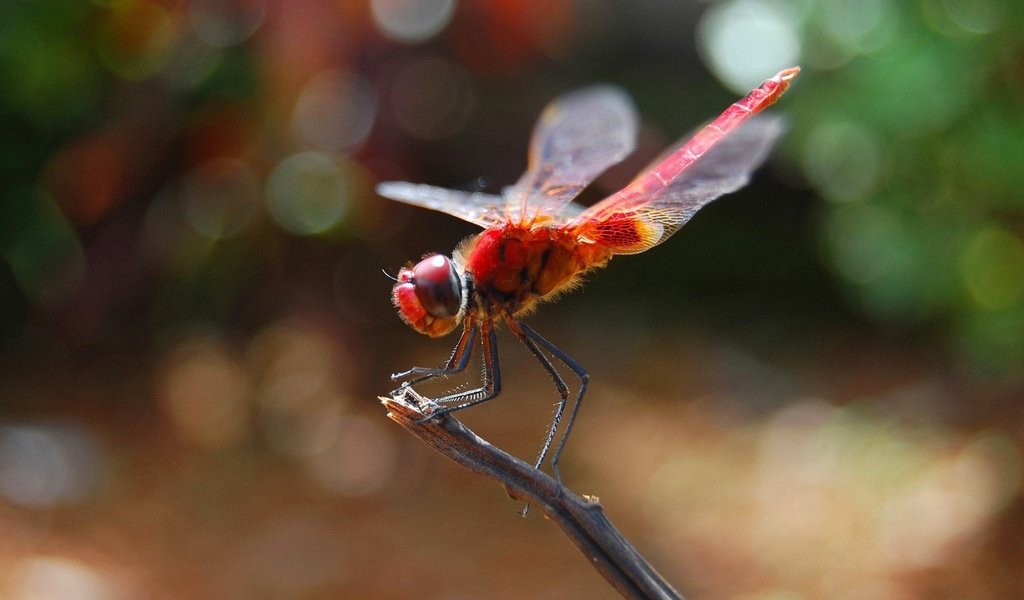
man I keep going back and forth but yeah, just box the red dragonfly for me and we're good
[381,67,799,478]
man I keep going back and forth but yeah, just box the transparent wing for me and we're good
[569,117,786,254]
[567,68,797,254]
[505,86,638,226]
[376,181,506,229]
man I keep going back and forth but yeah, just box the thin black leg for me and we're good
[420,318,502,414]
[391,320,478,387]
[434,318,500,407]
[395,317,586,484]
[393,317,503,424]
[506,318,569,473]
[518,322,588,482]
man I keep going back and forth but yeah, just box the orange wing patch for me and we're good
[576,211,666,254]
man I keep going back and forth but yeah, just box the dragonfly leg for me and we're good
[391,319,478,388]
[505,318,569,475]
[517,322,588,483]
[414,319,502,422]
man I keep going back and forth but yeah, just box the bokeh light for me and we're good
[180,158,260,239]
[187,0,267,48]
[249,321,352,447]
[44,133,132,227]
[265,152,354,235]
[961,226,1024,311]
[824,202,962,321]
[825,203,906,288]
[1,190,86,307]
[0,14,102,124]
[925,0,1006,36]
[0,423,104,508]
[371,0,457,44]
[302,414,398,497]
[95,0,181,80]
[698,0,802,92]
[818,0,896,57]
[801,119,883,202]
[292,70,377,152]
[5,557,120,600]
[157,334,252,449]
[161,31,225,90]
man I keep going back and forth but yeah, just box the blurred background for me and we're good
[1,0,1022,598]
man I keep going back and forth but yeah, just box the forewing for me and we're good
[506,86,638,226]
[569,117,786,254]
[376,181,505,229]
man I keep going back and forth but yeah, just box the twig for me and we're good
[382,389,684,600]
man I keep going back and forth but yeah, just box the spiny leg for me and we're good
[391,319,478,389]
[506,318,569,474]
[518,322,588,483]
[417,318,502,421]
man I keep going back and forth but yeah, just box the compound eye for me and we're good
[412,255,461,318]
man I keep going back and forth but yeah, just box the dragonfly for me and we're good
[381,67,799,479]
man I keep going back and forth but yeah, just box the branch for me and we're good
[382,389,684,600]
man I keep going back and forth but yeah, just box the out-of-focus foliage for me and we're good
[782,0,1024,372]
[694,0,1024,373]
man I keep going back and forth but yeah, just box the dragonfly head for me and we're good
[392,254,465,337]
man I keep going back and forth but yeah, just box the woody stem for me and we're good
[382,391,684,600]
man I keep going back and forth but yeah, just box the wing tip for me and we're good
[733,114,788,150]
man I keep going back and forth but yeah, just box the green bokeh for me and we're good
[792,0,1024,372]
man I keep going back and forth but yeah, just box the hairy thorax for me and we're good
[460,225,613,317]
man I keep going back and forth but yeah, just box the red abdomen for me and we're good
[462,225,612,316]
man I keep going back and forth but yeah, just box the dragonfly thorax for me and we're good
[462,225,613,318]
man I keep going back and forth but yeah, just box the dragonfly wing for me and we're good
[506,86,638,226]
[376,181,506,229]
[569,117,786,254]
